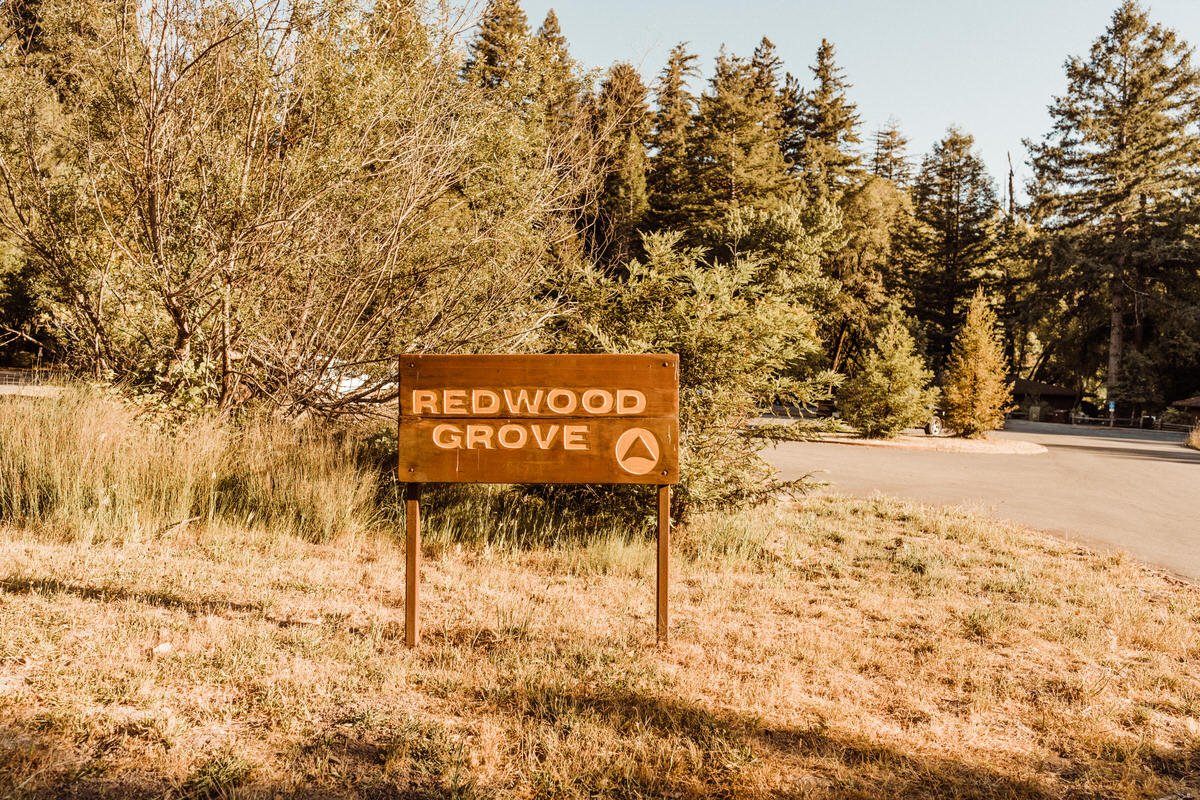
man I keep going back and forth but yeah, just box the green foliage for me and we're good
[0,0,595,412]
[684,48,794,241]
[901,127,1001,371]
[823,176,912,373]
[840,312,938,439]
[942,291,1013,438]
[717,199,842,306]
[558,231,836,514]
[790,39,863,202]
[645,43,699,234]
[463,0,530,91]
[1028,0,1200,401]
[870,120,911,186]
[587,63,651,266]
[532,9,583,129]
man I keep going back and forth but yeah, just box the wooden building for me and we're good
[1171,395,1200,424]
[1012,378,1078,422]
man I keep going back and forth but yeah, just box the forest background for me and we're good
[1,0,1199,512]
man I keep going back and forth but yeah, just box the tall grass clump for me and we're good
[0,390,375,541]
[418,484,643,553]
[1189,425,1200,450]
[0,390,221,537]
[216,420,377,542]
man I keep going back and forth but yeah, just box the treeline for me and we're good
[1,0,1199,504]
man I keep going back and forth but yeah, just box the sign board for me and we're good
[397,353,680,648]
[398,354,679,485]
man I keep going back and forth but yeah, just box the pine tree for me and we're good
[792,38,863,201]
[870,119,911,186]
[645,43,699,233]
[903,127,1000,371]
[532,10,581,129]
[840,311,939,439]
[942,290,1012,438]
[991,215,1039,374]
[749,36,784,106]
[779,71,804,170]
[687,48,794,239]
[589,62,651,265]
[1027,0,1200,403]
[463,0,529,91]
[825,176,914,373]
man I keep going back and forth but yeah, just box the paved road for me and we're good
[764,420,1200,579]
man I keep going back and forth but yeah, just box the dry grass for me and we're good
[0,390,377,542]
[1188,425,1199,450]
[1,496,1197,799]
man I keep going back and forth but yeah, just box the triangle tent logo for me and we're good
[621,433,656,463]
[615,428,660,475]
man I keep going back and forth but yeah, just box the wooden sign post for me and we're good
[398,354,680,647]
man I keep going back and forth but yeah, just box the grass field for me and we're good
[1,495,1197,799]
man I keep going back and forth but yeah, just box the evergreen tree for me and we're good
[560,230,837,512]
[749,36,784,105]
[532,9,581,129]
[870,119,911,186]
[588,63,651,265]
[687,48,794,239]
[991,216,1040,374]
[903,127,1000,371]
[779,70,805,170]
[463,0,529,91]
[942,290,1013,438]
[645,43,699,233]
[1027,0,1200,404]
[825,176,914,373]
[840,311,938,439]
[792,38,863,201]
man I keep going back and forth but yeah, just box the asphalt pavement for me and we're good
[763,420,1200,580]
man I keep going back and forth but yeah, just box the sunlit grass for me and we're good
[0,495,1196,798]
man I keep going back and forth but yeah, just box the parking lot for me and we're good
[765,420,1200,580]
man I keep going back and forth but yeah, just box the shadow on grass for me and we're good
[0,576,265,617]
[0,720,475,800]
[2,701,1197,800]
[3,675,1197,799]
[481,680,1200,799]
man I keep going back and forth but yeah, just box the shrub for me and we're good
[554,231,837,515]
[840,312,938,439]
[1189,425,1199,451]
[942,290,1013,438]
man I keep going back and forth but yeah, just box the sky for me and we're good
[520,0,1200,200]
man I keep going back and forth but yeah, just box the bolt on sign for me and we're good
[398,354,679,646]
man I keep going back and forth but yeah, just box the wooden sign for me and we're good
[397,354,680,648]
[398,354,679,485]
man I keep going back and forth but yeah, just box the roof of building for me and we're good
[1172,395,1200,409]
[1012,378,1077,398]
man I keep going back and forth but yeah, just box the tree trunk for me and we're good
[830,325,849,374]
[1107,277,1125,398]
[218,274,233,410]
